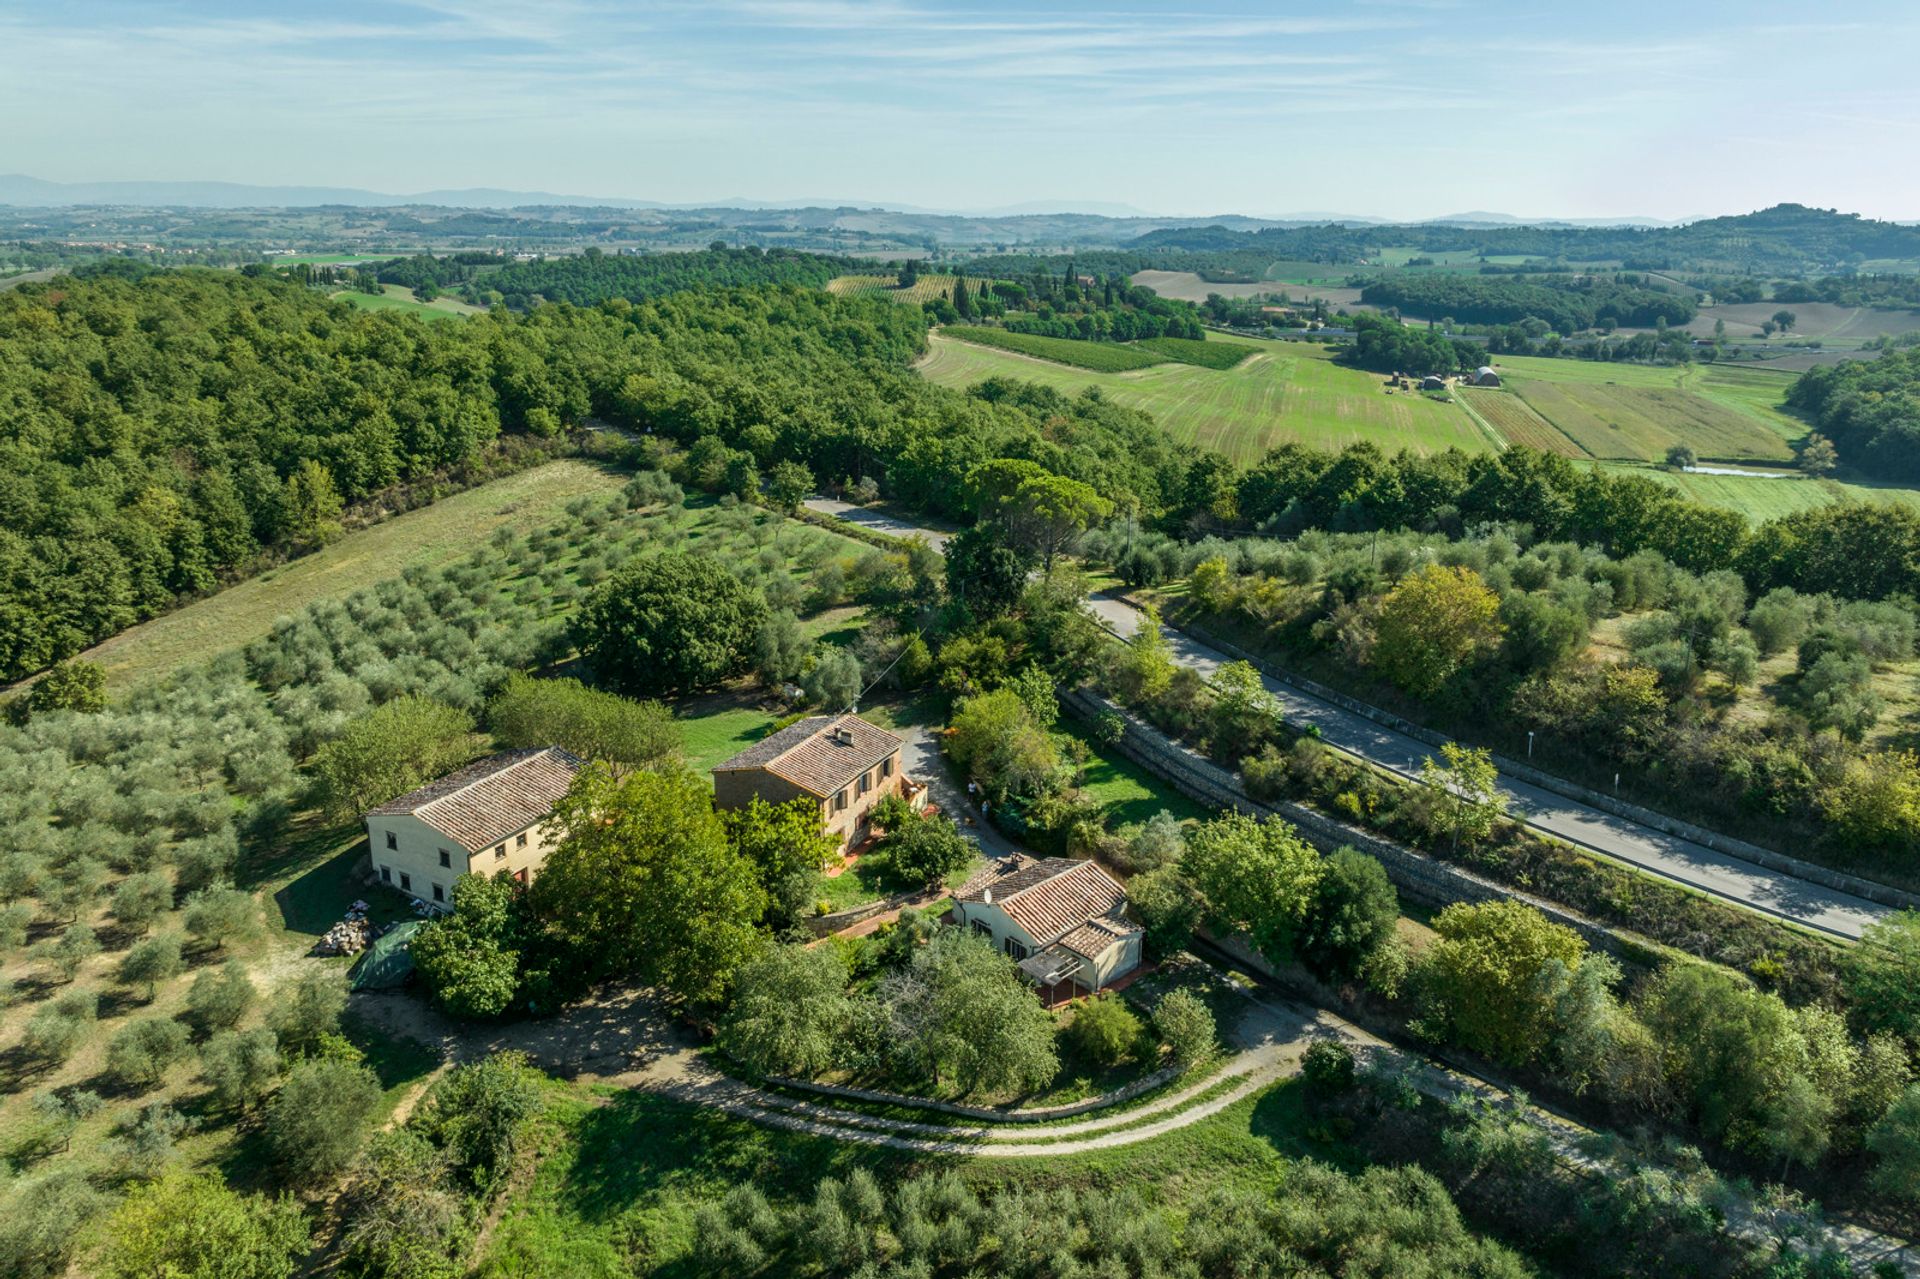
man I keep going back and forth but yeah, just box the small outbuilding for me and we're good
[951,857,1145,1003]
[1420,374,1448,391]
[1473,366,1502,387]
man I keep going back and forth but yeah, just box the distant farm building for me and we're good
[1420,374,1448,391]
[1472,366,1502,387]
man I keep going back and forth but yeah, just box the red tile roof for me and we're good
[368,747,583,852]
[712,713,901,798]
[957,858,1131,945]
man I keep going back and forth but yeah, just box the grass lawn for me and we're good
[329,283,481,320]
[70,460,628,693]
[679,700,783,776]
[475,1075,1331,1276]
[918,332,1494,465]
[1059,723,1207,827]
[1603,464,1920,523]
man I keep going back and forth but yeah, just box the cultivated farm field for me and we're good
[1685,300,1920,346]
[328,282,481,320]
[826,272,966,306]
[918,332,1495,464]
[1130,268,1367,309]
[1492,355,1803,463]
[1457,387,1582,456]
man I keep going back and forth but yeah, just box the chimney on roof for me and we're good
[833,726,854,745]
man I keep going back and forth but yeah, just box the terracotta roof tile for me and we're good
[1058,917,1139,960]
[369,747,583,852]
[958,858,1130,945]
[712,713,902,798]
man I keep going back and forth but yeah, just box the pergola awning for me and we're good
[1016,946,1083,988]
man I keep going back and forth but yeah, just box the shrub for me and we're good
[265,1058,383,1185]
[720,944,852,1079]
[39,923,99,983]
[487,673,680,771]
[22,995,95,1065]
[1298,849,1399,985]
[310,696,476,820]
[106,1016,192,1087]
[27,661,107,717]
[186,960,258,1032]
[411,1051,546,1192]
[1302,1038,1358,1093]
[884,813,975,888]
[1152,989,1217,1068]
[1066,995,1144,1068]
[87,1172,309,1279]
[201,1029,284,1112]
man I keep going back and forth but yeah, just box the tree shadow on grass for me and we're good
[562,1090,933,1233]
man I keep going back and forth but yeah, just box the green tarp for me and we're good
[349,920,425,991]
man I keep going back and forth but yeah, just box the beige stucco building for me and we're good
[363,747,583,909]
[951,857,1145,1002]
[712,713,925,854]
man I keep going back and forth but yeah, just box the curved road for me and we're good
[804,499,1889,941]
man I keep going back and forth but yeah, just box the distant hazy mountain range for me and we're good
[0,173,1687,227]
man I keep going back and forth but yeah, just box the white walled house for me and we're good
[363,747,583,909]
[951,857,1145,1002]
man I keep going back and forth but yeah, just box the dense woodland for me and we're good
[1358,274,1699,333]
[466,245,852,309]
[1787,348,1920,482]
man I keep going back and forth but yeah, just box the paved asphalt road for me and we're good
[1084,591,1887,942]
[804,498,1890,941]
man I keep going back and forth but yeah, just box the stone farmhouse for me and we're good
[364,746,583,908]
[712,713,926,854]
[951,857,1145,1003]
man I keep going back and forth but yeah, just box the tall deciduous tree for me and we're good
[1180,812,1321,963]
[1415,900,1593,1067]
[1372,563,1504,697]
[886,930,1058,1095]
[534,765,766,1002]
[1420,742,1507,853]
[573,552,767,697]
[719,943,852,1078]
[311,696,476,820]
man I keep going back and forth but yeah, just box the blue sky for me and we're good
[4,0,1917,220]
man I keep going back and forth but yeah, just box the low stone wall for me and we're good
[1175,617,1920,914]
[765,1061,1184,1123]
[801,885,939,937]
[1059,686,1637,961]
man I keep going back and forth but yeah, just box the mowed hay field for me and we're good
[330,283,481,320]
[1130,268,1367,309]
[919,331,1495,464]
[1684,301,1920,345]
[1608,464,1920,523]
[1492,355,1803,463]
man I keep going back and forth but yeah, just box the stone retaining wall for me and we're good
[1175,617,1920,913]
[1060,686,1638,961]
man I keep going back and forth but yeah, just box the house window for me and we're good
[881,757,893,779]
[438,848,451,868]
[399,872,412,892]
[1004,937,1028,961]
[857,771,869,796]
[385,831,397,850]
[834,790,848,812]
[495,846,508,861]
[380,866,391,884]
[432,883,445,903]
[971,920,992,939]
[517,832,528,849]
